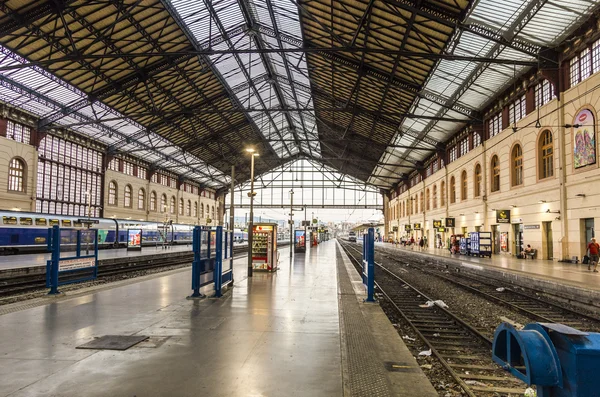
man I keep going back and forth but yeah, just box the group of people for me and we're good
[391,236,427,251]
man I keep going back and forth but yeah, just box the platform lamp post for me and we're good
[246,148,259,277]
[289,189,294,257]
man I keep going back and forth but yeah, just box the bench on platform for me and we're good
[525,249,537,259]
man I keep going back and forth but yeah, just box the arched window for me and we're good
[200,203,205,218]
[474,164,482,197]
[179,198,184,215]
[441,181,446,206]
[432,185,437,209]
[186,200,191,216]
[150,191,157,211]
[512,144,523,187]
[419,192,424,213]
[491,155,500,192]
[108,181,117,205]
[401,201,405,217]
[450,176,456,204]
[194,202,198,217]
[426,189,430,211]
[124,185,132,208]
[539,130,554,179]
[461,171,467,201]
[161,194,167,213]
[8,158,25,192]
[138,188,145,210]
[170,196,176,214]
[212,206,215,220]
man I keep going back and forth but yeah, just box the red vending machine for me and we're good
[252,223,279,272]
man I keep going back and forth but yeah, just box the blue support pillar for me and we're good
[362,227,375,302]
[48,225,60,295]
[190,226,204,298]
[214,226,223,298]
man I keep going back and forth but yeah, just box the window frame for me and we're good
[461,170,467,201]
[108,181,118,205]
[474,164,482,197]
[138,188,145,210]
[511,144,524,187]
[8,157,26,193]
[150,191,157,211]
[491,155,501,193]
[124,184,132,208]
[539,130,554,180]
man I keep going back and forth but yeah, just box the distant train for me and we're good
[233,229,248,243]
[0,210,203,255]
[348,231,357,242]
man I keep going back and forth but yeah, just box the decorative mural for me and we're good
[573,109,596,169]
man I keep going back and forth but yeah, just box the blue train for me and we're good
[0,211,199,255]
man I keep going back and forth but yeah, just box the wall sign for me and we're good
[437,227,446,233]
[496,210,511,224]
[433,220,442,228]
[445,218,455,228]
[524,224,541,230]
[574,109,596,169]
[414,223,422,230]
[392,226,398,232]
[405,225,412,231]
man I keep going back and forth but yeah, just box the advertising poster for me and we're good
[294,230,306,252]
[127,229,142,251]
[500,232,508,252]
[445,218,455,228]
[574,109,596,169]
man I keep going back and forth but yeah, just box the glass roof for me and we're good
[168,0,321,159]
[371,0,598,187]
[0,46,228,189]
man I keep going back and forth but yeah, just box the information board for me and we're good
[59,257,96,271]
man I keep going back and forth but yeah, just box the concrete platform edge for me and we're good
[335,240,437,397]
[382,246,600,308]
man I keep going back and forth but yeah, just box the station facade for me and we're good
[385,27,600,262]
[0,106,223,225]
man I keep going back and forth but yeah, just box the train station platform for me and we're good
[0,240,436,397]
[377,242,600,308]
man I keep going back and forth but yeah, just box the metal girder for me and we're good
[255,21,479,119]
[0,2,59,37]
[379,0,544,59]
[0,73,227,187]
[164,0,291,160]
[228,203,383,210]
[233,0,305,156]
[403,0,550,161]
[2,47,541,67]
[263,0,315,157]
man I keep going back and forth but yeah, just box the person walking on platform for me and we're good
[588,238,600,272]
[419,237,424,251]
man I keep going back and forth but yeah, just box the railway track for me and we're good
[375,245,600,332]
[339,240,528,397]
[0,244,269,298]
